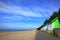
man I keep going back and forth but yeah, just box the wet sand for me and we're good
[0,30,36,40]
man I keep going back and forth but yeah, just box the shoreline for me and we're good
[0,30,36,40]
[0,29,36,32]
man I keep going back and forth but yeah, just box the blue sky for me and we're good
[0,0,60,29]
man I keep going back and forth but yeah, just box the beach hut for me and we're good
[50,17,60,37]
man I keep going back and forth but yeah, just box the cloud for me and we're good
[1,14,25,20]
[0,12,43,23]
[0,2,43,17]
[0,2,52,24]
[0,0,60,29]
[0,22,40,29]
[0,0,59,18]
[31,7,54,17]
[0,2,56,18]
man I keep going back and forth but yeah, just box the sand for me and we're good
[0,30,36,40]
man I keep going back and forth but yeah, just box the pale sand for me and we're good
[0,30,36,40]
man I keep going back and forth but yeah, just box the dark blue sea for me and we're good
[0,29,36,32]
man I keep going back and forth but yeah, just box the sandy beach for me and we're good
[0,30,36,40]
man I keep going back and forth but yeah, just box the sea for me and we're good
[0,29,36,32]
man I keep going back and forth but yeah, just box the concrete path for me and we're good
[35,30,60,40]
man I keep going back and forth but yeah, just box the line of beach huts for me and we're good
[37,8,60,38]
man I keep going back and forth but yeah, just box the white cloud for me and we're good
[0,22,40,29]
[0,2,43,17]
[31,7,53,17]
[0,12,26,22]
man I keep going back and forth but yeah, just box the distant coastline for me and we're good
[0,29,36,32]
